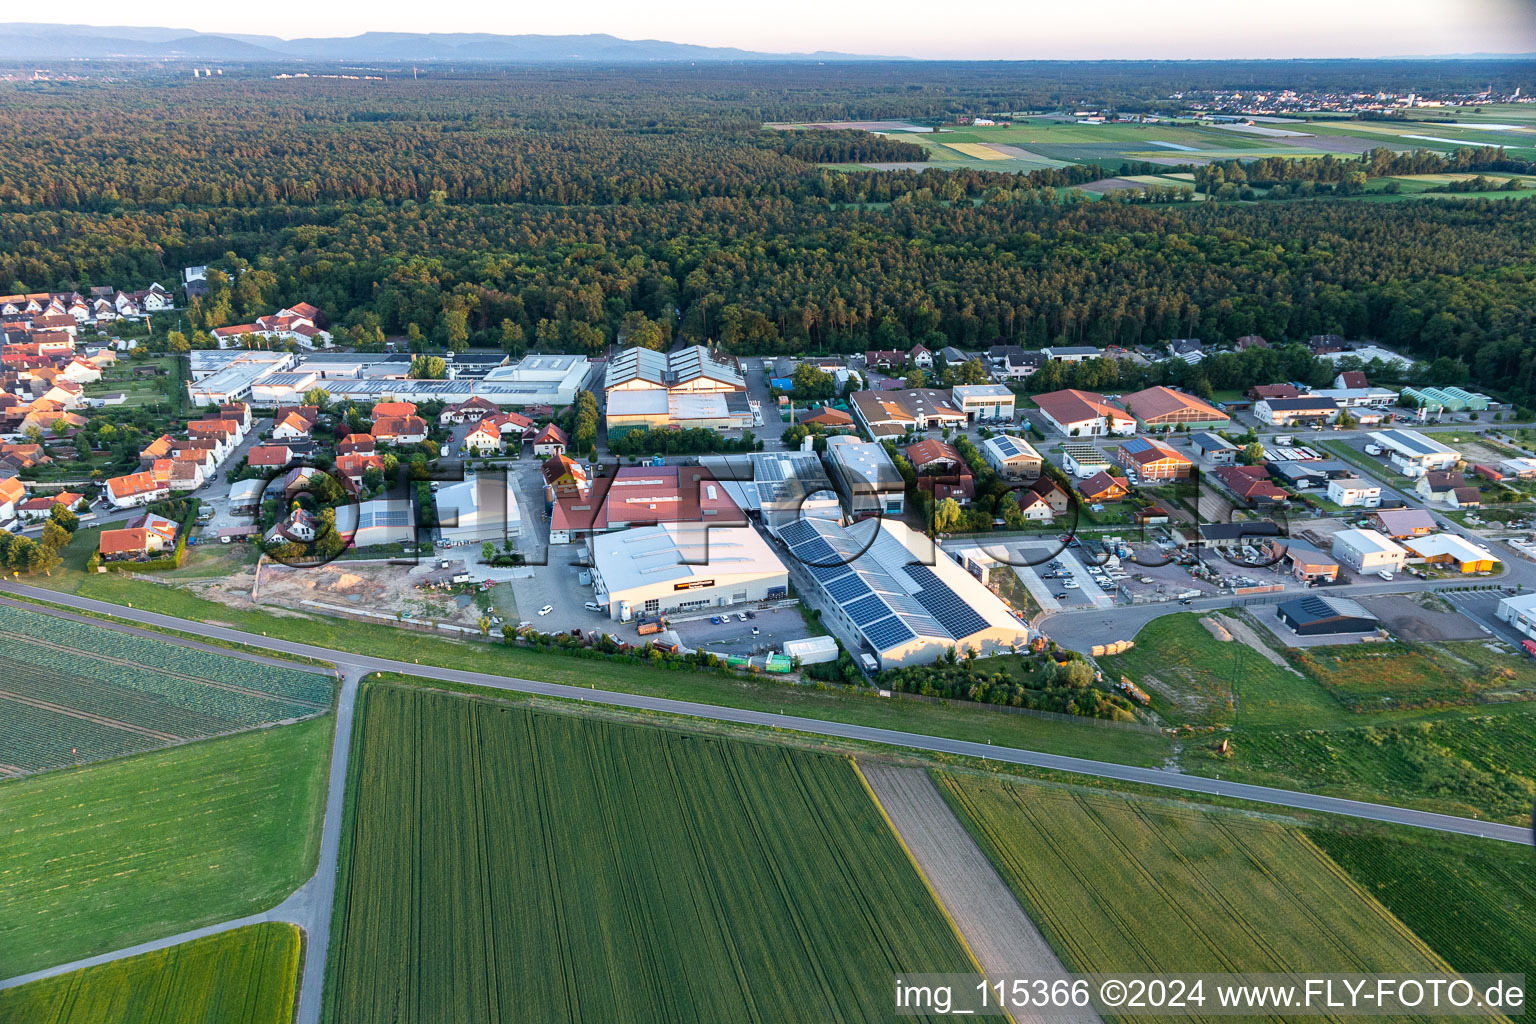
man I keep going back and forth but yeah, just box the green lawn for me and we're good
[13,575,1170,765]
[0,923,300,1023]
[938,771,1450,1015]
[1312,826,1536,977]
[0,717,333,975]
[324,684,974,1023]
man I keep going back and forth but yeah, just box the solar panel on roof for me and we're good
[777,519,817,546]
[825,574,872,604]
[905,564,991,639]
[846,593,893,627]
[790,536,838,566]
[808,560,853,585]
[863,615,916,651]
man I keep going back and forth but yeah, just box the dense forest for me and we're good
[1,64,1535,402]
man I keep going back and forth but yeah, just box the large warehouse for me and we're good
[1276,595,1380,636]
[590,522,788,621]
[1331,528,1407,573]
[778,517,1028,668]
[434,473,522,546]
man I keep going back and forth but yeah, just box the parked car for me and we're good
[538,604,553,616]
[710,616,721,624]
[1063,580,1080,589]
[583,601,604,612]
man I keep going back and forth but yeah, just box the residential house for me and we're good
[1334,370,1369,389]
[1173,520,1281,553]
[337,433,376,457]
[863,349,907,370]
[98,513,179,562]
[106,469,171,509]
[1415,471,1481,508]
[1015,489,1056,521]
[1368,508,1436,539]
[1235,335,1269,351]
[1031,389,1135,437]
[984,345,1039,380]
[271,410,315,441]
[1077,471,1128,504]
[60,358,101,384]
[1166,338,1204,364]
[797,406,854,432]
[908,344,934,369]
[1214,464,1288,507]
[440,395,501,424]
[246,444,294,470]
[373,416,429,445]
[370,401,418,422]
[1028,476,1071,515]
[1248,383,1304,401]
[336,452,387,490]
[917,473,975,505]
[1115,437,1193,482]
[0,475,24,521]
[532,423,568,457]
[542,453,590,501]
[1326,475,1382,508]
[904,439,964,474]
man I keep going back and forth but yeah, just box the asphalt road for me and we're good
[3,581,1529,847]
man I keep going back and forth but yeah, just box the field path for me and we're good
[860,763,1102,1024]
[0,668,361,1012]
[2,583,1531,849]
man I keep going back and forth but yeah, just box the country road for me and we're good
[3,581,1530,847]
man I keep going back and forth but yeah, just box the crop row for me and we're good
[324,685,972,1024]
[0,922,300,1024]
[937,773,1446,1022]
[0,605,331,706]
[0,696,160,773]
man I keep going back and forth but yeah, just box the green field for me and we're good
[0,923,300,1023]
[939,772,1451,1021]
[1312,827,1536,976]
[324,684,975,1023]
[1100,613,1536,823]
[8,578,1171,766]
[0,718,332,975]
[0,602,333,773]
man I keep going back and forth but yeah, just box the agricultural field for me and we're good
[1312,827,1536,976]
[939,772,1452,1022]
[0,717,332,975]
[0,602,333,774]
[324,685,975,1024]
[0,923,301,1024]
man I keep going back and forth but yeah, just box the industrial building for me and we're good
[549,465,745,545]
[1330,528,1407,573]
[949,384,1017,422]
[434,473,523,546]
[824,435,905,517]
[981,434,1043,479]
[777,517,1029,668]
[1190,432,1237,464]
[1402,533,1501,573]
[590,521,788,621]
[336,498,417,548]
[699,450,841,533]
[604,389,755,437]
[603,345,743,394]
[1276,595,1380,636]
[850,388,968,438]
[1253,396,1341,426]
[186,351,298,406]
[1119,386,1229,430]
[1400,386,1490,412]
[1031,389,1135,437]
[1495,592,1536,641]
[1367,430,1461,478]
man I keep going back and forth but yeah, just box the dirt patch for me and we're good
[1081,177,1143,193]
[1360,594,1486,642]
[189,560,486,628]
[1213,613,1302,675]
[860,763,1101,1023]
[1200,615,1234,643]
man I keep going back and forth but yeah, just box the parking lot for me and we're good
[669,604,814,655]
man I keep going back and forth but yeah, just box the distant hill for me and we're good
[0,24,898,61]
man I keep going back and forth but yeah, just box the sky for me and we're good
[35,0,1536,59]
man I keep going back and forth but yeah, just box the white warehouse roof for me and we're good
[592,522,786,595]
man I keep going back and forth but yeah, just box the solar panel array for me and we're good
[782,517,1000,656]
